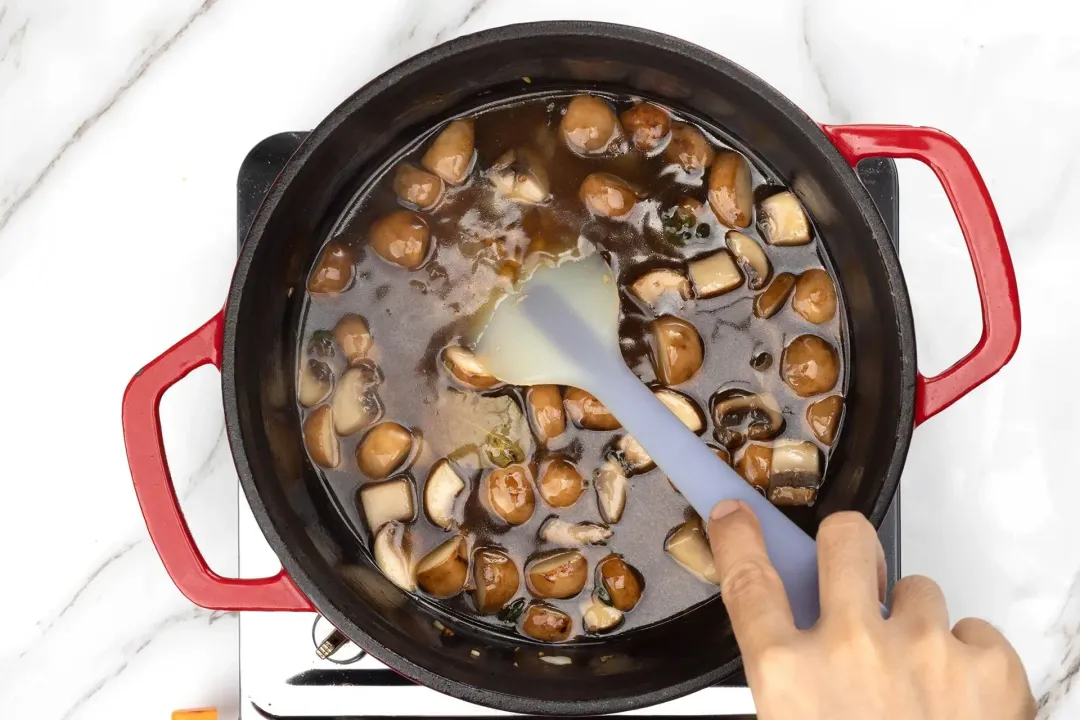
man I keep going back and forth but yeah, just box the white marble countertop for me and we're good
[1,0,1078,717]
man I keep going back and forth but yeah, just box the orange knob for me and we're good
[172,710,217,720]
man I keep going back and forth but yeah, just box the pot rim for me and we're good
[221,20,915,715]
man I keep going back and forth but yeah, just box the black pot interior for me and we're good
[223,22,915,714]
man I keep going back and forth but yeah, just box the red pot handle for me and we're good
[820,124,1021,425]
[122,311,313,611]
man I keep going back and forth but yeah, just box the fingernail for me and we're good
[710,499,741,521]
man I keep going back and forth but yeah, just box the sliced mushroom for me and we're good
[750,351,774,372]
[792,268,837,324]
[753,272,796,319]
[421,119,475,185]
[298,359,333,407]
[655,388,706,433]
[769,486,818,505]
[526,385,565,446]
[539,518,612,546]
[521,603,572,642]
[665,519,720,584]
[650,316,704,385]
[725,231,771,290]
[595,461,628,524]
[579,173,637,218]
[620,102,671,153]
[393,164,444,210]
[771,440,821,492]
[332,367,384,435]
[416,535,468,598]
[806,395,844,446]
[583,598,624,633]
[360,476,416,533]
[369,210,431,270]
[736,443,772,492]
[307,330,336,359]
[708,444,732,466]
[708,150,753,229]
[307,243,354,295]
[565,388,621,430]
[443,345,499,389]
[781,335,840,397]
[538,457,586,508]
[711,389,785,449]
[598,555,644,612]
[333,314,372,365]
[303,405,340,469]
[485,464,536,525]
[472,548,520,614]
[374,521,415,591]
[616,434,653,473]
[688,249,743,298]
[356,422,414,479]
[424,458,467,530]
[488,148,551,204]
[629,269,691,309]
[561,95,619,154]
[759,191,811,245]
[527,550,588,599]
[664,122,715,171]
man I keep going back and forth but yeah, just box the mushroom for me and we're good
[736,443,772,492]
[307,330,336,359]
[629,268,691,310]
[303,405,340,468]
[655,388,706,433]
[792,268,837,324]
[472,548,520,614]
[356,422,415,479]
[650,316,704,385]
[781,335,840,397]
[443,345,499,389]
[616,434,653,473]
[416,535,468,598]
[521,603,572,642]
[806,395,844,446]
[620,103,670,153]
[759,191,811,246]
[374,521,415,591]
[539,518,612,546]
[583,597,624,633]
[360,476,416,533]
[307,243,354,295]
[423,458,467,530]
[709,444,732,466]
[663,122,715,172]
[333,314,372,365]
[331,367,384,435]
[665,519,720,584]
[421,119,475,185]
[561,95,619,154]
[393,164,444,210]
[485,464,536,525]
[526,385,566,446]
[538,457,585,508]
[595,461,628,524]
[527,550,588,599]
[708,150,753,228]
[688,249,743,298]
[769,486,818,506]
[597,555,644,611]
[753,272,796,319]
[579,173,637,218]
[711,389,785,449]
[488,148,551,204]
[770,440,821,491]
[725,231,772,290]
[369,210,431,270]
[565,388,621,430]
[298,359,333,407]
[750,351,774,372]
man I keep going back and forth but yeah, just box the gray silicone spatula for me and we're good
[474,252,821,628]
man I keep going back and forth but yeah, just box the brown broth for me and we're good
[297,92,846,643]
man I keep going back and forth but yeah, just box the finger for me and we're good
[709,500,796,659]
[953,618,1035,715]
[816,512,886,620]
[952,617,1009,650]
[890,575,949,629]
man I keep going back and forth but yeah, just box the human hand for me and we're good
[708,500,1035,719]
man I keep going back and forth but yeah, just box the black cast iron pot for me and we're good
[122,21,1020,715]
